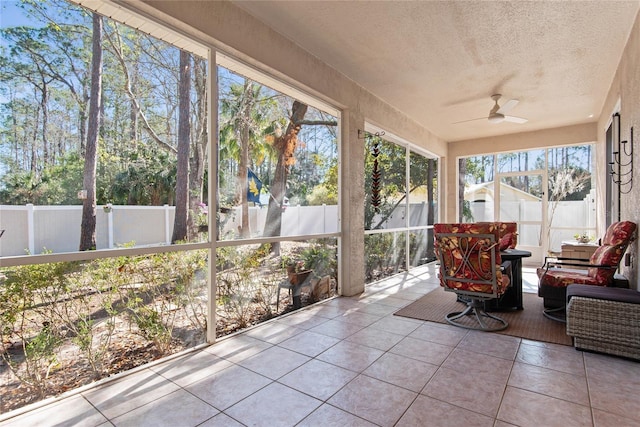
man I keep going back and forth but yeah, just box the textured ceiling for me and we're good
[232,1,640,142]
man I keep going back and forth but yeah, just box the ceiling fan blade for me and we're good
[497,99,519,114]
[452,117,485,125]
[503,115,528,124]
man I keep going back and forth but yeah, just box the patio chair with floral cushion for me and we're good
[537,220,637,322]
[434,223,511,331]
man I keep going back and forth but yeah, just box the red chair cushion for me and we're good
[587,245,624,282]
[601,221,637,246]
[434,223,508,295]
[538,221,636,289]
[499,233,515,251]
[498,222,518,249]
[536,267,599,287]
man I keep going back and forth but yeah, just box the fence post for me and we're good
[107,206,114,249]
[26,203,35,254]
[323,204,327,233]
[164,205,171,244]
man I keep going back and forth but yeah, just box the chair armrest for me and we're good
[543,255,590,265]
[547,261,615,270]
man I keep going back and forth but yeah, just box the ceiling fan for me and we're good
[454,94,528,124]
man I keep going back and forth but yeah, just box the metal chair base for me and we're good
[542,306,566,323]
[446,299,508,331]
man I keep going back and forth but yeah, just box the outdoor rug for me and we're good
[394,288,572,346]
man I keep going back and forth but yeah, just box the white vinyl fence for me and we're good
[468,189,596,252]
[0,204,340,257]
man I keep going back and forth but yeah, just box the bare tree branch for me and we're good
[104,23,177,154]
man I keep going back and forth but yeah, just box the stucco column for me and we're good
[340,109,365,297]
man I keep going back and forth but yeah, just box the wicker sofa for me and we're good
[566,284,640,360]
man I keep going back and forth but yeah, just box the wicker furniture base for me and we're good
[566,287,640,360]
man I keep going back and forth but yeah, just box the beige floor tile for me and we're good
[588,375,640,422]
[328,375,417,427]
[278,330,341,357]
[244,321,305,344]
[297,404,377,427]
[82,368,180,419]
[584,352,640,387]
[185,364,271,410]
[389,336,453,365]
[362,352,437,392]
[346,325,405,351]
[198,412,245,427]
[362,294,412,308]
[276,310,331,330]
[278,359,357,400]
[396,394,494,427]
[0,395,107,427]
[150,350,233,387]
[442,347,514,384]
[392,290,432,301]
[316,340,384,372]
[351,302,399,316]
[308,318,365,339]
[457,330,521,360]
[225,382,322,426]
[520,338,577,354]
[303,302,347,319]
[592,408,640,427]
[497,386,592,427]
[109,389,218,427]
[369,315,422,336]
[422,366,506,417]
[203,334,273,363]
[238,344,310,379]
[508,361,589,405]
[408,322,468,347]
[321,296,367,311]
[333,311,383,327]
[516,341,585,376]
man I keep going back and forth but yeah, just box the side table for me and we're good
[485,249,531,311]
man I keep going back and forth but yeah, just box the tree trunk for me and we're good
[188,57,207,237]
[171,50,191,243]
[263,101,308,253]
[79,13,103,251]
[40,81,49,166]
[237,82,253,239]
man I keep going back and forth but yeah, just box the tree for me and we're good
[188,56,208,232]
[218,75,280,238]
[546,168,590,251]
[263,100,336,252]
[171,50,191,243]
[79,13,103,251]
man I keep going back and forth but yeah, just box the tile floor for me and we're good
[1,264,639,427]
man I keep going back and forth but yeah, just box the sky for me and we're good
[0,1,31,28]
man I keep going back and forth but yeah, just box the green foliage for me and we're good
[298,243,336,277]
[0,258,74,397]
[364,233,406,283]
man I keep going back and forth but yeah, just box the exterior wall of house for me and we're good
[599,9,640,290]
